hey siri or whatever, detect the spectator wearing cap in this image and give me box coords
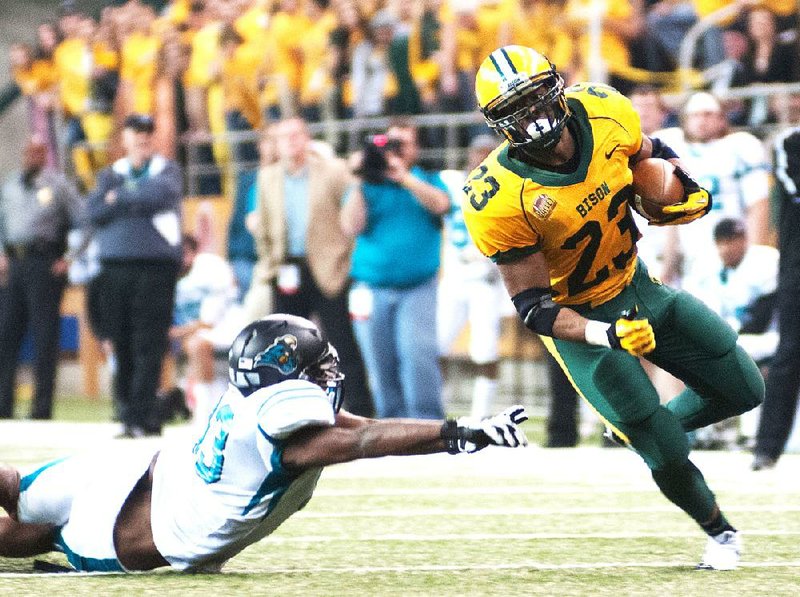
[85,114,183,438]
[684,218,779,450]
[0,140,80,420]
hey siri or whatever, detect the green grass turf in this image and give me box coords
[1,424,800,596]
[13,395,114,423]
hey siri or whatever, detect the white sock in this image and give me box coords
[470,376,497,419]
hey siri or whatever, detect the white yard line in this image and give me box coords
[4,559,800,578]
[234,560,800,573]
[296,505,800,518]
[266,529,800,543]
[312,484,800,497]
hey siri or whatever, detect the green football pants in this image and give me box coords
[543,258,764,470]
[541,259,764,526]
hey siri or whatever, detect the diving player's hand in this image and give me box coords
[607,308,656,356]
[651,166,712,226]
[441,405,529,454]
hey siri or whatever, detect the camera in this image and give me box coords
[356,134,403,184]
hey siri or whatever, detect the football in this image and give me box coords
[630,158,685,221]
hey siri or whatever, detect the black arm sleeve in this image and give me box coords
[511,287,562,337]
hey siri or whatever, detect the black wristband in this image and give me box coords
[606,325,621,350]
[440,419,461,454]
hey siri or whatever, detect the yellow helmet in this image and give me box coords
[475,45,570,150]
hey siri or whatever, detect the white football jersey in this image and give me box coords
[684,244,779,361]
[174,252,239,327]
[439,169,500,283]
[653,127,770,280]
[150,380,335,572]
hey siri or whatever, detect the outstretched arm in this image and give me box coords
[281,407,529,469]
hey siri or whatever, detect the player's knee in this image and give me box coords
[593,352,660,423]
[623,406,690,471]
[650,458,694,490]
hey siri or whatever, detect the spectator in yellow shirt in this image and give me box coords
[78,14,120,187]
[119,7,161,117]
[234,0,271,47]
[563,0,645,95]
[510,0,575,83]
[183,2,221,135]
[299,0,337,122]
[439,0,514,113]
[53,10,93,149]
[219,24,262,164]
[10,43,59,168]
[266,0,310,118]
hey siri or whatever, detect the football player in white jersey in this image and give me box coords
[655,92,771,287]
[684,218,779,449]
[0,315,529,573]
[438,135,507,418]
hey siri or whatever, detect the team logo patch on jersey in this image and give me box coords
[248,334,299,375]
[532,194,556,220]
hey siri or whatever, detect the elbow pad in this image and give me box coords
[650,137,679,160]
[511,287,562,337]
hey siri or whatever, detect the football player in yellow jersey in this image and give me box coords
[464,45,765,570]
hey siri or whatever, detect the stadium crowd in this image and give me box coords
[8,0,800,183]
[2,0,800,469]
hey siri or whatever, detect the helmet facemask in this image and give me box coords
[482,71,569,151]
[300,343,346,413]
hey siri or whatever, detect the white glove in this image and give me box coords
[441,405,529,454]
[474,405,529,448]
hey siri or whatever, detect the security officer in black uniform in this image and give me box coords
[86,114,182,438]
[0,140,80,419]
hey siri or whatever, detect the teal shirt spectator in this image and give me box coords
[350,166,445,287]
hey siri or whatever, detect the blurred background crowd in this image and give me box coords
[2,0,800,467]
[6,0,800,188]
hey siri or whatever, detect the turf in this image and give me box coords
[1,422,799,596]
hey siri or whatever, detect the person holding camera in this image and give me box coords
[341,121,450,419]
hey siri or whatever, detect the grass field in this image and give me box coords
[1,420,799,596]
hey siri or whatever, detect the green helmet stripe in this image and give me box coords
[489,52,505,79]
[500,47,518,74]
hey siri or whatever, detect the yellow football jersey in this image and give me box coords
[462,83,643,308]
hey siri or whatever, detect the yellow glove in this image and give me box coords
[609,317,656,356]
[651,166,712,227]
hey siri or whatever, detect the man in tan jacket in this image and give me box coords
[248,118,372,416]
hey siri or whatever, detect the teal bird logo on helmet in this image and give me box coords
[252,334,299,375]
